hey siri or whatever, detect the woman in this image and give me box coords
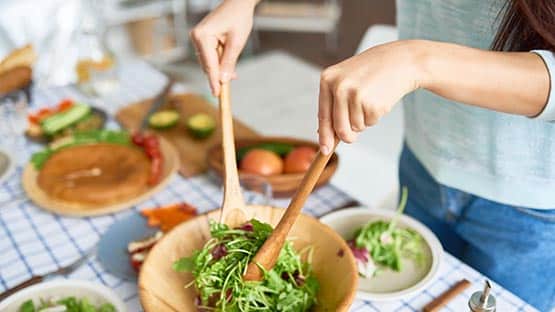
[190,1,555,310]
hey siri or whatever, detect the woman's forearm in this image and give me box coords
[415,40,550,117]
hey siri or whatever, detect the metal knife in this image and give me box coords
[139,79,174,131]
[0,247,95,302]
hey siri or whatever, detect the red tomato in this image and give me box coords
[144,135,159,150]
[148,157,163,185]
[240,149,284,176]
[284,146,317,173]
[131,132,145,146]
[57,99,74,111]
[146,146,161,159]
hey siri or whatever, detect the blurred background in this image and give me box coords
[0,0,401,209]
[0,0,395,82]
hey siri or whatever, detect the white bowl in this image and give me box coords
[320,207,443,302]
[0,280,127,312]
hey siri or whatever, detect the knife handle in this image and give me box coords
[0,275,43,302]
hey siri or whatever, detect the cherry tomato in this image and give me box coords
[146,146,161,159]
[132,132,145,146]
[144,135,160,150]
[148,157,163,185]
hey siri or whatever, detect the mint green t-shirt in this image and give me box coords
[397,0,555,209]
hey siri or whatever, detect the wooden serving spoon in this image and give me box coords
[244,137,339,281]
[217,50,247,227]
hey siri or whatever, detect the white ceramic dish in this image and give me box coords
[320,207,443,302]
[0,280,127,312]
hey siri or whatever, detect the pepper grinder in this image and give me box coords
[469,280,496,312]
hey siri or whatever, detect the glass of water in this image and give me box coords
[0,90,29,164]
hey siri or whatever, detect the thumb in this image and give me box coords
[219,36,243,82]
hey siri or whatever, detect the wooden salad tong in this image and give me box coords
[244,137,339,281]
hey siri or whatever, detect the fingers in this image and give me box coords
[190,29,221,95]
[349,93,366,132]
[332,80,358,144]
[219,34,243,83]
[318,76,334,155]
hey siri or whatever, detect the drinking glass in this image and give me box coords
[0,90,28,164]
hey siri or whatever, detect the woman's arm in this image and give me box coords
[317,40,551,154]
[418,40,549,117]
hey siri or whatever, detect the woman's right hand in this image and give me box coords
[190,0,258,96]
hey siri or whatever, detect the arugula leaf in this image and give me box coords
[18,300,35,312]
[173,219,319,311]
[173,256,196,272]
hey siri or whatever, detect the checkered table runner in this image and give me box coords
[0,60,537,312]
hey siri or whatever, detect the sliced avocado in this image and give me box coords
[148,110,180,129]
[186,113,216,139]
[41,104,91,135]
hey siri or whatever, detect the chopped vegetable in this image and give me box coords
[237,142,294,161]
[41,104,91,135]
[132,133,163,185]
[141,202,197,232]
[173,220,319,312]
[349,187,425,278]
[186,113,216,139]
[18,296,116,312]
[148,110,180,129]
[30,130,131,169]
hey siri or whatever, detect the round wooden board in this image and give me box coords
[207,137,339,197]
[22,137,179,217]
[139,205,358,312]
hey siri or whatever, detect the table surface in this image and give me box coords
[0,60,537,312]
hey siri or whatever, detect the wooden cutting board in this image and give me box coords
[116,93,259,177]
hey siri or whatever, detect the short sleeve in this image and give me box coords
[531,50,555,121]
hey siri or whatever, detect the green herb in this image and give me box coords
[173,219,319,312]
[18,296,117,312]
[352,187,424,275]
[30,130,131,169]
[18,300,35,312]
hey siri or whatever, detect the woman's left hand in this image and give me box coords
[318,40,423,154]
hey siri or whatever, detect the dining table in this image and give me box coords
[0,59,539,312]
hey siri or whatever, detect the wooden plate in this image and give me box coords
[139,205,358,312]
[207,137,339,197]
[22,137,178,217]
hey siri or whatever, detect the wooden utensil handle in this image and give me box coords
[0,275,43,302]
[244,138,339,280]
[423,279,471,312]
[217,44,245,223]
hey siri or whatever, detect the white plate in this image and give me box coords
[320,207,443,302]
[0,149,14,186]
[0,280,127,312]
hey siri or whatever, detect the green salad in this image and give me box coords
[349,187,425,278]
[173,220,319,312]
[18,296,116,312]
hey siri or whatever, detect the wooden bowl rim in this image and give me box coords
[22,137,179,217]
[138,205,358,312]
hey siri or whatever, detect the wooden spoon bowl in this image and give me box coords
[138,205,358,312]
[207,137,339,197]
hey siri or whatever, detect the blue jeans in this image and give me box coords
[399,144,555,311]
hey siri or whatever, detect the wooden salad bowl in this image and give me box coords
[22,137,179,217]
[207,137,339,197]
[139,205,358,312]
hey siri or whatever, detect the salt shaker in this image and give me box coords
[469,280,496,312]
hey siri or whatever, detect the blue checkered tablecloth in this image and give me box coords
[0,60,538,312]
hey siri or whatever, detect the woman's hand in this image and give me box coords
[318,40,423,154]
[190,0,258,95]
